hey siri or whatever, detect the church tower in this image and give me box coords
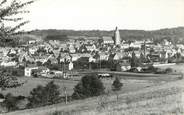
[114,27,121,45]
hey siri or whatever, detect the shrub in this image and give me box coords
[3,93,18,111]
[112,77,123,91]
[72,75,105,100]
[0,70,21,90]
[0,93,4,99]
[27,81,60,108]
[165,68,173,74]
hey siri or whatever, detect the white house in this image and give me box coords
[120,44,129,49]
[29,47,37,55]
[1,61,17,67]
[70,54,80,62]
[24,66,39,77]
[68,61,74,70]
[99,53,109,61]
[89,56,96,62]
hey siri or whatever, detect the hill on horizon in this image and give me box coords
[27,27,184,43]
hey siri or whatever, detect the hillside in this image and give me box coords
[4,79,184,115]
[27,27,184,42]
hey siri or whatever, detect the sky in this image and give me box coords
[22,0,184,31]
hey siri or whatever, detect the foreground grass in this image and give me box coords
[4,79,184,115]
[51,87,184,115]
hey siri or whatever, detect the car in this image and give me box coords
[97,73,113,79]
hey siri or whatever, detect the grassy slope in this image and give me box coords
[3,79,184,115]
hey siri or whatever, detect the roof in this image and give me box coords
[102,36,114,41]
[26,64,38,68]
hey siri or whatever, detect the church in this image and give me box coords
[102,27,122,45]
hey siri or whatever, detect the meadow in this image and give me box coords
[4,77,184,115]
[1,76,157,97]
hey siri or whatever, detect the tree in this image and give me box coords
[0,0,34,90]
[112,77,123,91]
[139,52,146,63]
[130,51,139,68]
[36,61,42,66]
[0,70,20,91]
[27,81,60,108]
[44,81,60,104]
[27,85,46,108]
[112,77,123,101]
[3,93,18,111]
[0,0,35,46]
[72,75,105,100]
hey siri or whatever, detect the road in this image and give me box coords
[79,70,182,81]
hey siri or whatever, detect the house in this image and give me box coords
[24,54,35,63]
[113,53,124,60]
[89,56,96,62]
[29,47,37,55]
[60,53,71,62]
[99,52,109,61]
[35,56,48,64]
[176,44,184,50]
[120,43,129,49]
[69,47,76,53]
[147,53,160,62]
[39,66,50,77]
[50,70,63,77]
[68,61,74,70]
[134,50,142,58]
[0,48,9,56]
[70,54,80,62]
[102,36,114,44]
[116,62,131,71]
[0,61,17,67]
[24,66,39,77]
[8,48,17,55]
[28,40,36,44]
[46,54,58,64]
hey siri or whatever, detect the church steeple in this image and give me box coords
[114,26,121,45]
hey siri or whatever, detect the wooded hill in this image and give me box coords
[27,27,184,43]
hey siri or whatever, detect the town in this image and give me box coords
[0,27,184,79]
[1,0,184,114]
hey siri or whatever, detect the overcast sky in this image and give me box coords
[22,0,184,31]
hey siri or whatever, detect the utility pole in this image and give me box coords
[100,59,101,70]
[64,86,67,104]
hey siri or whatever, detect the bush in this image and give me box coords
[27,81,60,108]
[3,93,18,111]
[0,70,21,90]
[165,68,173,74]
[72,75,105,100]
[112,77,123,91]
[0,93,4,98]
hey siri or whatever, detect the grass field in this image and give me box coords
[1,69,181,97]
[4,78,184,115]
[1,70,182,115]
[1,76,158,97]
